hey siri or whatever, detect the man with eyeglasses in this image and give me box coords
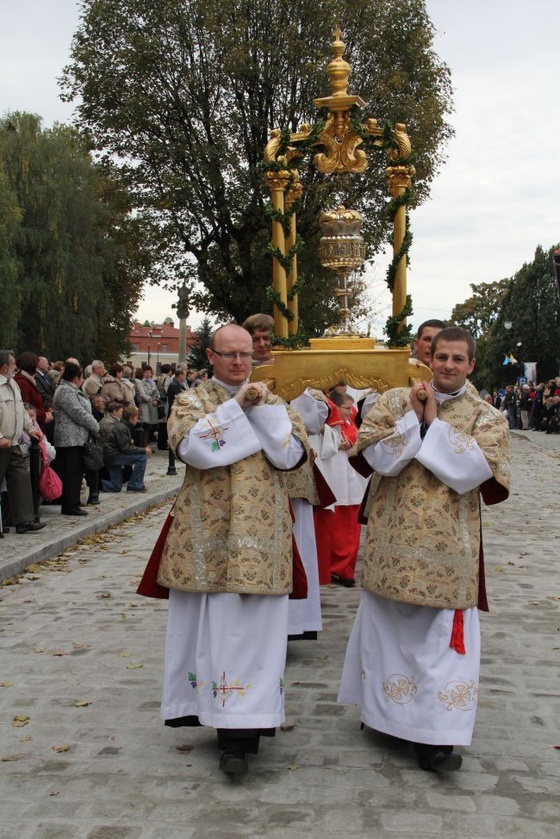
[138,324,308,777]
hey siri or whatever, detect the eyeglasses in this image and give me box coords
[211,350,253,360]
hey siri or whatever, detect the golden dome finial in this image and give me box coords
[327,27,351,97]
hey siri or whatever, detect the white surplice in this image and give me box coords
[163,379,303,728]
[287,390,329,635]
[338,383,491,745]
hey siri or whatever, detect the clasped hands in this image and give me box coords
[235,381,269,408]
[409,381,437,427]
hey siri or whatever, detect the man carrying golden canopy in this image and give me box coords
[139,324,308,777]
[338,327,510,772]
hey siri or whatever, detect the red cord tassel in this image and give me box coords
[450,609,466,654]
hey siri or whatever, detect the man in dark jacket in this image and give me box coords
[101,405,152,493]
[165,369,188,476]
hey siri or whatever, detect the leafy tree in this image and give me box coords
[450,245,560,390]
[493,245,560,385]
[61,0,453,334]
[450,279,509,339]
[0,113,149,360]
[187,316,214,373]
[0,168,22,349]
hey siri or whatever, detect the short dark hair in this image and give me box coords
[329,390,354,407]
[106,401,124,414]
[432,326,476,360]
[108,362,124,377]
[62,361,83,381]
[16,351,39,375]
[416,319,446,340]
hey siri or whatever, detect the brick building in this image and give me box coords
[126,320,196,372]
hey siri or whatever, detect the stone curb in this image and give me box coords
[0,478,181,583]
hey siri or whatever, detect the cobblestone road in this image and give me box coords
[1,433,559,838]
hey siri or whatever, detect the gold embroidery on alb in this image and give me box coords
[382,674,418,704]
[437,679,478,712]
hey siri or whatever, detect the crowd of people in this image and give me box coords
[0,350,207,536]
[487,379,560,433]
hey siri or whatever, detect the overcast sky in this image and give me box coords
[1,0,559,335]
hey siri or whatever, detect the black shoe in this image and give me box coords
[219,749,248,777]
[288,631,318,641]
[62,509,88,516]
[15,521,47,534]
[87,496,100,505]
[414,744,463,772]
[127,486,147,493]
[331,575,356,588]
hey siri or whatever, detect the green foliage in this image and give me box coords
[62,0,453,336]
[0,113,150,360]
[450,246,560,390]
[0,168,22,349]
[187,316,214,372]
[450,279,509,339]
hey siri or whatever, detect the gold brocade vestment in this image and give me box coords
[354,386,510,609]
[157,380,308,595]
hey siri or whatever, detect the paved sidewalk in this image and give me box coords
[0,433,559,838]
[0,451,183,582]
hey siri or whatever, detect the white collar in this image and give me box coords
[430,381,468,403]
[212,376,246,395]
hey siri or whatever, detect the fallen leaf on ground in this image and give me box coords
[0,681,13,688]
[51,744,70,753]
[1,754,24,761]
[12,715,29,727]
[176,744,193,754]
[126,663,143,670]
[74,700,91,707]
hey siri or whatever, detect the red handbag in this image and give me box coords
[38,451,63,501]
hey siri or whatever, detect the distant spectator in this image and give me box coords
[48,369,62,389]
[165,368,188,475]
[100,363,128,405]
[35,356,55,410]
[0,349,46,534]
[540,396,560,434]
[82,360,107,398]
[99,401,124,438]
[14,352,54,434]
[52,361,100,516]
[101,405,151,493]
[135,366,160,446]
[120,366,137,408]
[156,364,173,451]
[502,385,518,430]
[90,393,107,423]
[519,385,532,430]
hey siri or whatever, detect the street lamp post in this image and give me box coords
[147,330,152,367]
